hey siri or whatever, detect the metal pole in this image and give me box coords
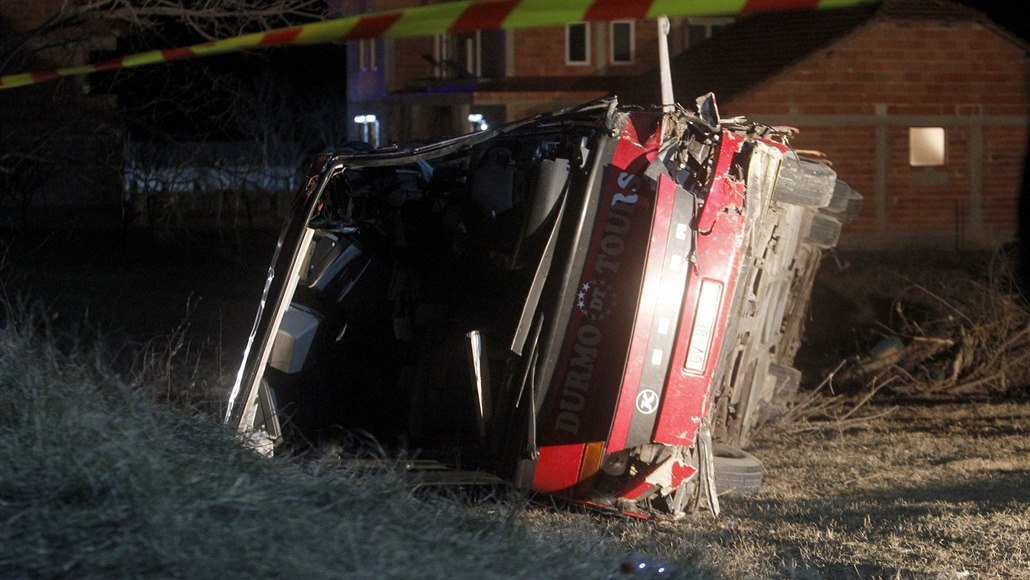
[657,16,674,112]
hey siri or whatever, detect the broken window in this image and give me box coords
[566,22,589,65]
[909,127,946,166]
[610,21,633,64]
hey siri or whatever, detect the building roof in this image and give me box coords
[604,0,1028,109]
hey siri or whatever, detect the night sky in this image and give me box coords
[959,0,1028,41]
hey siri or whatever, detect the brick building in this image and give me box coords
[339,0,1028,248]
[336,0,732,143]
[621,0,1030,248]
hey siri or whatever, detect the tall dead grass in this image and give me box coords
[840,250,1030,397]
[771,250,1030,438]
[0,301,703,579]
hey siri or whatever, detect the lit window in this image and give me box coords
[354,114,380,147]
[566,22,589,65]
[909,127,945,166]
[610,21,633,64]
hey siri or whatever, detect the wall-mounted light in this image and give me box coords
[467,113,488,132]
[354,114,380,146]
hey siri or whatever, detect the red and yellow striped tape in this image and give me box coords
[0,0,876,91]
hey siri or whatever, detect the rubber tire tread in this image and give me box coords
[838,191,864,224]
[804,213,842,249]
[772,157,837,208]
[713,443,763,495]
[823,180,854,214]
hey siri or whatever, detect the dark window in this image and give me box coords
[611,21,633,63]
[685,18,733,49]
[567,23,588,64]
[479,30,506,78]
[686,24,704,48]
[358,39,376,71]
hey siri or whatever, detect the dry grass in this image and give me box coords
[0,304,708,579]
[3,240,1028,579]
[695,402,1029,578]
[815,249,1030,398]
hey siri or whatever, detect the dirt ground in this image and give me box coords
[661,400,1030,578]
[3,231,1028,578]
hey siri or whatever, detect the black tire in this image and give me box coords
[772,157,837,208]
[823,180,854,214]
[837,190,864,224]
[713,443,763,495]
[804,212,842,249]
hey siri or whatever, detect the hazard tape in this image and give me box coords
[0,0,876,91]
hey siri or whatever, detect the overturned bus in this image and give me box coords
[225,94,861,518]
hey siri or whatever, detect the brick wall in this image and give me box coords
[727,19,1030,247]
[983,124,1028,233]
[512,22,658,77]
[475,90,609,120]
[731,20,1027,117]
[385,20,661,86]
[365,11,666,141]
[389,36,437,91]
